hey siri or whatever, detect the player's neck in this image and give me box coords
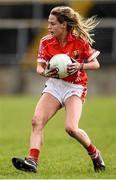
[57,31,68,47]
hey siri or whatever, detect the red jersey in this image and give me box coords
[37,32,100,87]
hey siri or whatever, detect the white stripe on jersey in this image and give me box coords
[37,58,47,63]
[88,51,100,62]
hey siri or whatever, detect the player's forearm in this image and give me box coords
[36,62,46,75]
[83,58,100,70]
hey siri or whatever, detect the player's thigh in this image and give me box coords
[34,92,61,124]
[64,95,83,128]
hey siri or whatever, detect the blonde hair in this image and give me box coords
[50,6,99,44]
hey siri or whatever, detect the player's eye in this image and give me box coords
[51,22,56,26]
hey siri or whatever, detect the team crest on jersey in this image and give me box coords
[73,50,79,59]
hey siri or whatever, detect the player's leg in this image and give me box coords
[64,95,105,172]
[30,92,61,150]
[12,92,61,173]
[64,95,90,146]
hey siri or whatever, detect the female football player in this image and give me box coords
[12,6,105,173]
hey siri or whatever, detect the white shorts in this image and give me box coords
[42,78,87,106]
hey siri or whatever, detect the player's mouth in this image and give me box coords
[49,31,54,35]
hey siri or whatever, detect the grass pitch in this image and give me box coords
[0,95,116,179]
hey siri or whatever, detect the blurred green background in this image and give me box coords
[0,96,116,178]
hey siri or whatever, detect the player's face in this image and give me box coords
[48,14,67,38]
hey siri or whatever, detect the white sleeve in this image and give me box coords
[37,58,47,64]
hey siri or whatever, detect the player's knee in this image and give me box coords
[65,126,76,137]
[32,115,44,130]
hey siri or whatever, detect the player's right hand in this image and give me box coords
[42,68,59,78]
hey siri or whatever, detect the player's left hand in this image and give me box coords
[67,62,82,75]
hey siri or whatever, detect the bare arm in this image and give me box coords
[36,62,59,78]
[67,58,100,75]
[36,62,47,75]
[83,58,100,70]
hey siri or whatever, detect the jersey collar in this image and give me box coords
[53,31,75,44]
[67,31,75,42]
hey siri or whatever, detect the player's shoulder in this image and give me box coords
[74,34,89,45]
[73,35,88,49]
[40,34,54,44]
[76,36,86,44]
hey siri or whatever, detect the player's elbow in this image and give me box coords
[93,58,100,69]
[36,66,40,74]
[95,61,100,69]
[36,62,46,75]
